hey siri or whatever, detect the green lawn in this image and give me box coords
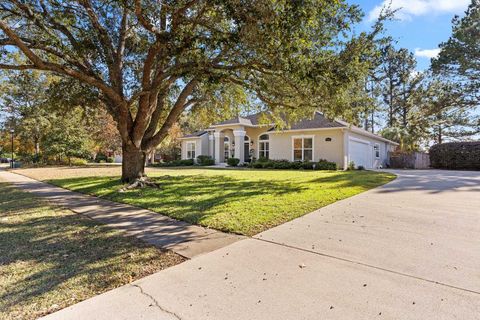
[0,183,184,320]
[49,168,395,236]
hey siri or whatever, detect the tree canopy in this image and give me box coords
[0,0,385,181]
[432,0,480,104]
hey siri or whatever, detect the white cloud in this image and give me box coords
[414,48,441,58]
[367,0,470,22]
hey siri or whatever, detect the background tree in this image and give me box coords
[0,69,54,159]
[422,79,479,144]
[432,0,480,105]
[42,112,93,165]
[0,0,385,183]
[89,108,122,157]
[155,123,183,161]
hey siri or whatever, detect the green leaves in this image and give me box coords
[432,0,480,104]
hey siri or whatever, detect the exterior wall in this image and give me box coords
[180,138,202,161]
[268,129,344,167]
[245,126,270,159]
[180,126,396,169]
[347,131,391,168]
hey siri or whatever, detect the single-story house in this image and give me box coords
[179,112,398,170]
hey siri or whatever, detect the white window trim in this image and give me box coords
[186,141,196,159]
[374,143,380,159]
[257,133,270,159]
[291,135,315,162]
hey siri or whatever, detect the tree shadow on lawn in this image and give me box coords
[0,184,180,317]
[308,171,395,189]
[50,174,307,225]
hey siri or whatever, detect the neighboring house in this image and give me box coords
[179,112,398,169]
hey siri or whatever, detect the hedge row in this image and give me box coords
[152,159,194,167]
[249,158,337,170]
[429,142,480,170]
[152,155,215,167]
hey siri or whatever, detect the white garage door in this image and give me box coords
[349,139,371,169]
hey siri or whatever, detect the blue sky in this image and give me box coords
[351,0,471,70]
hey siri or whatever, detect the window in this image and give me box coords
[186,142,196,159]
[258,134,269,159]
[293,137,313,161]
[224,137,230,159]
[374,143,380,159]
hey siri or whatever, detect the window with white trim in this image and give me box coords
[186,142,196,159]
[374,143,380,159]
[224,136,230,159]
[293,137,313,161]
[258,134,269,159]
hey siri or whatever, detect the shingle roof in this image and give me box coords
[213,112,345,130]
[181,130,207,138]
[279,112,346,130]
[202,111,397,144]
[213,112,267,126]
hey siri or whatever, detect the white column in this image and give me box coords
[343,129,349,170]
[233,130,246,164]
[214,132,223,164]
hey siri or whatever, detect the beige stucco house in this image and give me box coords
[179,112,398,170]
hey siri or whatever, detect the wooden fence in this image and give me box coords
[389,152,430,169]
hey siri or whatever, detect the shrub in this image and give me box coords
[357,165,365,170]
[153,159,194,167]
[272,160,291,169]
[227,157,240,167]
[300,161,315,170]
[248,159,337,170]
[316,159,337,170]
[347,161,355,170]
[251,161,264,168]
[95,153,108,163]
[256,156,269,163]
[197,155,215,166]
[429,142,480,170]
[106,157,115,163]
[70,157,88,166]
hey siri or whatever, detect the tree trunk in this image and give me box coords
[371,111,374,133]
[34,137,40,158]
[122,145,146,183]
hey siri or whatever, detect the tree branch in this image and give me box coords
[134,0,162,34]
[144,78,198,150]
[0,63,38,70]
[0,20,123,105]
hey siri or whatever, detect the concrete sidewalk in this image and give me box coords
[0,169,242,258]
[36,169,480,320]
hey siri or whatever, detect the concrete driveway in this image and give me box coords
[43,170,480,320]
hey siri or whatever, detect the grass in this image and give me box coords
[0,183,184,320]
[45,168,396,236]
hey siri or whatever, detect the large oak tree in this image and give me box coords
[0,0,383,182]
